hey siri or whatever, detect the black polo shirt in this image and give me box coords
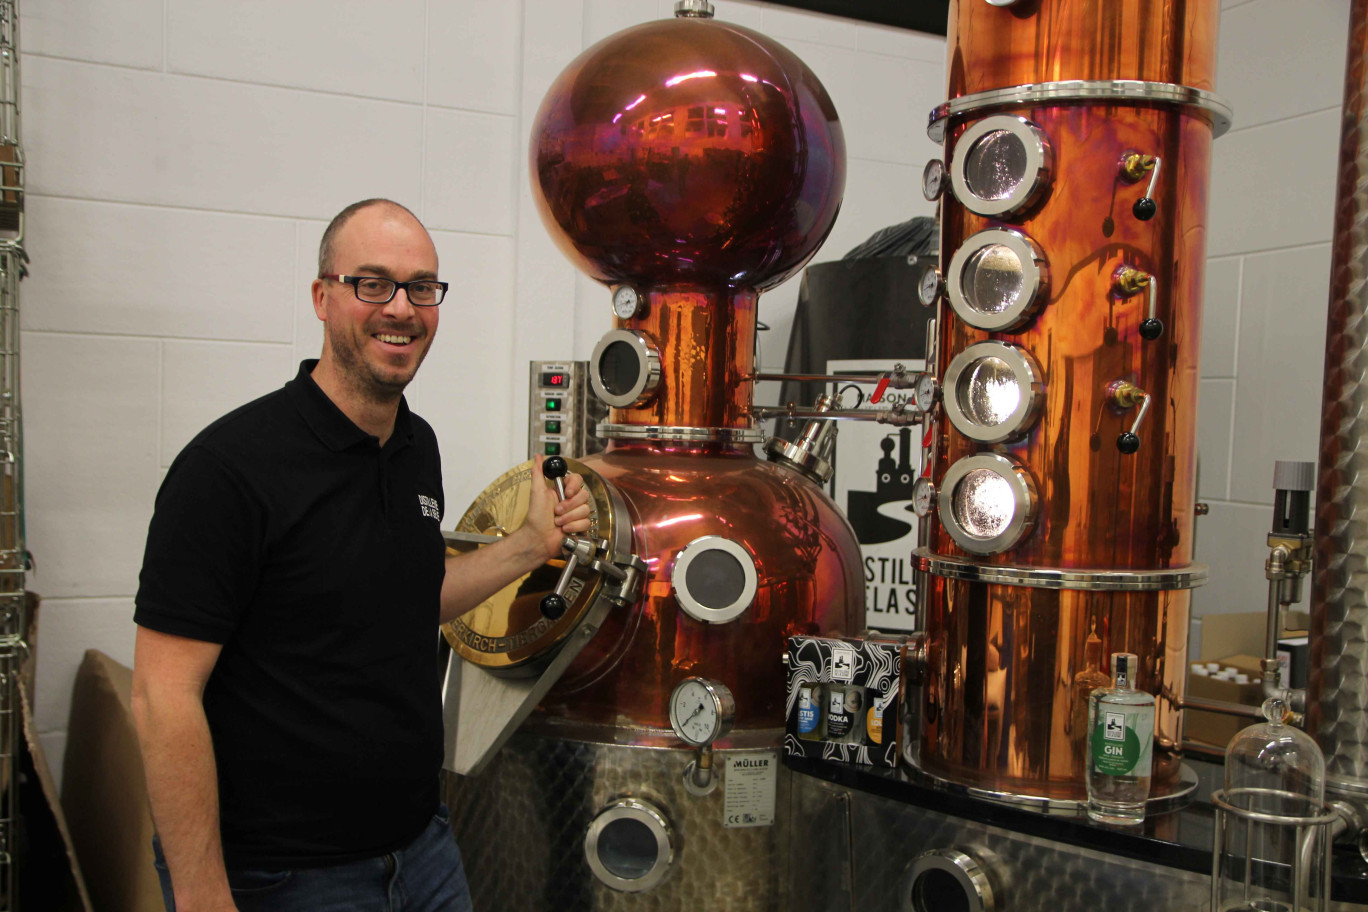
[135,360,447,869]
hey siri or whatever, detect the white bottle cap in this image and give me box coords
[1206,662,1221,671]
[1235,674,1250,684]
[1191,664,1210,676]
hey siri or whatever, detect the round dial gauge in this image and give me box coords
[912,476,938,518]
[612,285,643,320]
[668,677,736,747]
[915,373,939,412]
[918,268,943,307]
[922,159,947,202]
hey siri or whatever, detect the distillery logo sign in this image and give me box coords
[827,359,923,633]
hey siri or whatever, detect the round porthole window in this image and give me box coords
[949,115,1053,217]
[584,798,675,893]
[901,848,999,912]
[672,536,758,624]
[590,329,662,408]
[937,453,1038,556]
[942,342,1043,445]
[946,228,1048,332]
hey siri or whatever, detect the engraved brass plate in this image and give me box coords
[441,459,617,672]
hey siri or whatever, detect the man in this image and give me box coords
[131,199,590,911]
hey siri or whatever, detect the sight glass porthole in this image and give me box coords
[591,329,662,408]
[584,798,675,893]
[942,342,1043,445]
[938,453,1038,555]
[947,228,1048,332]
[672,535,758,625]
[950,115,1053,217]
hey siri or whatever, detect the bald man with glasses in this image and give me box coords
[132,199,590,911]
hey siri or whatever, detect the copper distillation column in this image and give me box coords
[913,0,1229,802]
[440,4,864,907]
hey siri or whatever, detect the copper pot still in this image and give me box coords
[441,7,862,908]
[523,7,860,732]
[915,0,1228,802]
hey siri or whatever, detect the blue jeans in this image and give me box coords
[153,806,472,912]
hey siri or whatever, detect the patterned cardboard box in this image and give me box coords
[784,635,901,767]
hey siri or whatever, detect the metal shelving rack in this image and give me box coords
[0,1,26,908]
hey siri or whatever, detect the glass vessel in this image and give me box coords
[1086,652,1155,824]
[1211,698,1337,912]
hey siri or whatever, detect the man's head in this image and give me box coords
[311,199,440,403]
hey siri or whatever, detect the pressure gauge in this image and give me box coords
[912,476,938,518]
[922,159,947,202]
[915,373,939,412]
[669,677,735,747]
[918,267,943,307]
[612,285,643,320]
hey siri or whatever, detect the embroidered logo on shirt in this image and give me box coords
[418,494,441,521]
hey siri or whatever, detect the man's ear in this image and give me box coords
[311,278,328,322]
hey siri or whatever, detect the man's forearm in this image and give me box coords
[439,525,551,624]
[132,687,237,911]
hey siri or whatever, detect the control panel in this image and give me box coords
[527,361,608,460]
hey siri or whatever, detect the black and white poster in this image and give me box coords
[826,358,925,633]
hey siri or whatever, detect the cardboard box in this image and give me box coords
[61,650,162,912]
[1186,610,1275,749]
[784,635,900,767]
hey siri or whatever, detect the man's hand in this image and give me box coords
[439,456,594,624]
[525,454,592,561]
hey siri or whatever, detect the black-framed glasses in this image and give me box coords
[321,274,448,306]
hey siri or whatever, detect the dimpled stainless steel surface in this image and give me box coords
[788,775,1210,911]
[445,730,790,910]
[1312,0,1368,797]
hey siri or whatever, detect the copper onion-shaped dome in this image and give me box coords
[530,15,846,292]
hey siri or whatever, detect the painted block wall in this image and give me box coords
[18,0,945,787]
[1191,0,1351,652]
[18,0,1351,789]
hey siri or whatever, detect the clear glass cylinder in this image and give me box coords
[1211,698,1336,912]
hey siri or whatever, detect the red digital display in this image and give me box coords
[541,372,567,388]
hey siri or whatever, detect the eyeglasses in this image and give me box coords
[321,274,448,306]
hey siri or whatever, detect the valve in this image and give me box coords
[1113,265,1163,340]
[1119,153,1160,222]
[1108,380,1151,456]
[539,456,586,619]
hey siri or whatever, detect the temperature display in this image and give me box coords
[540,372,568,388]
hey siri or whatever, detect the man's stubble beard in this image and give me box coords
[325,324,430,404]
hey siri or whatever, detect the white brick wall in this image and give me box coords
[18,0,945,787]
[1191,0,1352,651]
[21,0,1346,787]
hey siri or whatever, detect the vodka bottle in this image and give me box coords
[1086,652,1155,824]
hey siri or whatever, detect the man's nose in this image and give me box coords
[382,287,417,319]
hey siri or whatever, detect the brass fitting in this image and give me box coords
[1113,265,1153,297]
[1120,153,1157,183]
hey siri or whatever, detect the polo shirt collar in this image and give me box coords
[286,360,414,452]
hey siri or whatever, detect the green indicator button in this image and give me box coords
[544,443,562,456]
[546,398,562,411]
[545,420,562,434]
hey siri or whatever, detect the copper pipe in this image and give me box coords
[946,0,1219,97]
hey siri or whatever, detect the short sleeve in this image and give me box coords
[133,446,265,644]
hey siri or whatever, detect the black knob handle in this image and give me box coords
[543,455,568,480]
[1117,432,1140,455]
[1133,197,1157,221]
[540,592,568,619]
[1139,318,1164,341]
